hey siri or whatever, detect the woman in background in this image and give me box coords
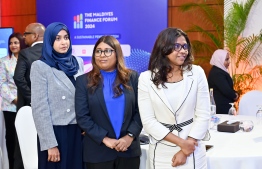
[0,32,26,169]
[138,27,210,169]
[75,35,142,169]
[30,22,84,169]
[208,49,238,114]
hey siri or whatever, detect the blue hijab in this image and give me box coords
[41,22,79,76]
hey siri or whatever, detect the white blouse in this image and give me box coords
[163,80,184,114]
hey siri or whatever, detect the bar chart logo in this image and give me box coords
[74,14,83,29]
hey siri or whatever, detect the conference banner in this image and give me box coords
[37,0,167,73]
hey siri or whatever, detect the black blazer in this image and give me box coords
[208,66,236,114]
[75,70,142,163]
[14,43,43,111]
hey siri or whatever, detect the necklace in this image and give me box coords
[167,71,183,83]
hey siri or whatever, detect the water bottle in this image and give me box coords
[209,88,216,129]
[209,88,216,116]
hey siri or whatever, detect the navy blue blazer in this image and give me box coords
[208,66,237,114]
[75,70,142,163]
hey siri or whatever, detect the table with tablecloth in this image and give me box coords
[140,114,262,169]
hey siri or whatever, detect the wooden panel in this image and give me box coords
[168,0,224,76]
[1,0,36,16]
[0,0,2,26]
[1,15,36,33]
[169,0,222,6]
[169,5,223,31]
[1,0,37,33]
[168,7,172,27]
[187,31,218,75]
[187,31,221,45]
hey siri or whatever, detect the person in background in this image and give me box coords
[208,49,238,114]
[138,27,210,169]
[30,22,84,169]
[75,35,142,169]
[14,22,45,112]
[0,32,26,169]
[13,22,45,169]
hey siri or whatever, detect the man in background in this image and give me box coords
[13,22,45,169]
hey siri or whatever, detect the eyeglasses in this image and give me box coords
[174,43,189,52]
[95,49,115,57]
[23,32,35,36]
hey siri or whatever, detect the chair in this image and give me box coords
[15,106,38,169]
[238,90,262,116]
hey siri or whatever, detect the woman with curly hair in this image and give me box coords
[138,28,210,169]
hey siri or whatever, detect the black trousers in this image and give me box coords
[3,111,17,169]
[86,156,140,169]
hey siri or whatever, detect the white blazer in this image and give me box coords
[138,65,210,146]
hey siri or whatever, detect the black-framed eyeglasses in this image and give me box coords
[174,43,189,52]
[95,49,115,57]
[23,32,35,36]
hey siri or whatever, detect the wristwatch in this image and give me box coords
[127,132,134,138]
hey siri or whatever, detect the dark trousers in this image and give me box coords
[38,125,83,169]
[86,156,140,169]
[3,111,17,169]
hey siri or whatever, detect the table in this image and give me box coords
[140,115,262,169]
[204,114,262,169]
[140,145,149,169]
[0,97,9,169]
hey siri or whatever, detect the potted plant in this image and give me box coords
[178,0,224,66]
[224,0,262,108]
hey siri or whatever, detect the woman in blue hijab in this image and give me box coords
[30,22,84,169]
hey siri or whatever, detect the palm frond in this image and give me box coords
[235,35,261,67]
[191,40,214,55]
[194,56,212,65]
[179,1,223,37]
[187,25,223,48]
[248,65,262,79]
[224,0,257,53]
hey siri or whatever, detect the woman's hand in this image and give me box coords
[234,93,239,101]
[115,135,133,152]
[172,150,187,167]
[47,147,60,162]
[12,98,17,105]
[102,137,119,149]
[178,138,197,156]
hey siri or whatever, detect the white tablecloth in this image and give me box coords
[204,115,262,169]
[140,145,149,169]
[0,97,9,169]
[140,115,262,169]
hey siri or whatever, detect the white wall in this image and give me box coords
[225,0,262,37]
[225,0,262,90]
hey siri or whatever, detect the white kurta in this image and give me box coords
[138,65,210,169]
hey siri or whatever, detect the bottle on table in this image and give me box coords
[210,88,216,116]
